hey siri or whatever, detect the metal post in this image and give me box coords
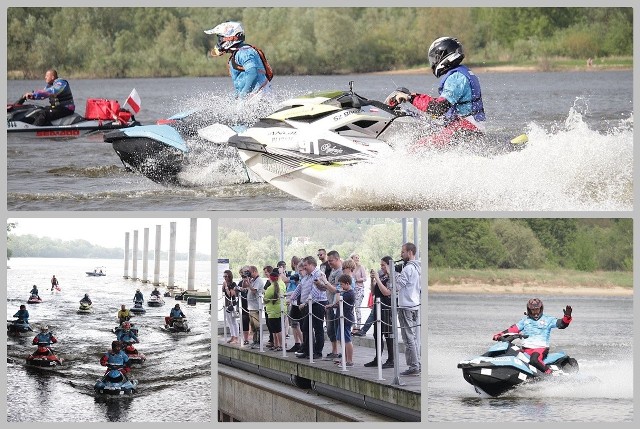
[390,265,403,385]
[153,225,161,286]
[402,218,408,245]
[187,218,197,291]
[280,294,286,357]
[413,218,419,258]
[339,296,346,371]
[258,289,264,353]
[142,227,149,283]
[123,232,130,279]
[307,297,313,363]
[280,218,285,262]
[376,298,384,380]
[239,305,245,349]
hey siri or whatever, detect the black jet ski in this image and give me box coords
[7,96,140,138]
[457,333,579,396]
[7,318,33,337]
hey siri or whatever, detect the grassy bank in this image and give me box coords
[429,268,633,295]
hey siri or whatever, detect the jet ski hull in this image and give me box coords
[94,371,137,395]
[105,125,188,184]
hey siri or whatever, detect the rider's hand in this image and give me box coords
[492,332,503,341]
[24,93,33,100]
[384,87,412,107]
[563,305,572,317]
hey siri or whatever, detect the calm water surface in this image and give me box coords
[427,293,633,422]
[6,258,212,422]
[7,71,633,211]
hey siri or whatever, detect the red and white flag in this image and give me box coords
[124,88,141,113]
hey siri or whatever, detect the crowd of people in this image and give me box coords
[222,242,422,376]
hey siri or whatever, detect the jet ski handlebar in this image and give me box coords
[494,332,528,342]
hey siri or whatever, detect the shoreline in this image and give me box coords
[371,64,631,75]
[428,283,632,297]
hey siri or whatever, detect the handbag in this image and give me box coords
[367,293,374,309]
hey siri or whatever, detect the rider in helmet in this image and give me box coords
[493,298,573,374]
[385,36,486,147]
[32,325,58,355]
[30,284,40,298]
[133,289,144,304]
[151,287,161,297]
[80,293,92,305]
[116,321,139,343]
[165,303,187,327]
[204,21,272,97]
[100,340,131,374]
[118,304,132,323]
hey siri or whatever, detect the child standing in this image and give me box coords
[327,274,355,366]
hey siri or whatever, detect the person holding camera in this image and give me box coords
[222,270,239,345]
[396,243,422,376]
[243,266,264,348]
[290,256,328,359]
[364,256,395,368]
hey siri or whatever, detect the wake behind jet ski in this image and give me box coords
[198,82,528,204]
[7,96,140,138]
[457,333,579,396]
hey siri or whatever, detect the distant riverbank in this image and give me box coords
[428,268,633,296]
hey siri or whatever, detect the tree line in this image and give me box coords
[428,219,632,272]
[7,234,209,260]
[7,7,632,79]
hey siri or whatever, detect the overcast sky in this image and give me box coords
[8,218,211,255]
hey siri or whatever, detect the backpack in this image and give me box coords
[231,44,274,81]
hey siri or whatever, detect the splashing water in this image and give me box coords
[316,108,632,211]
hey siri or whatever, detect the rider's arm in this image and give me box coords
[31,80,68,100]
[412,94,452,117]
[100,354,109,366]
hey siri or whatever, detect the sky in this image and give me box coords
[7,218,211,255]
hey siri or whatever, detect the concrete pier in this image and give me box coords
[168,222,176,287]
[123,232,130,279]
[153,224,161,286]
[132,229,138,280]
[142,227,149,283]
[218,333,421,421]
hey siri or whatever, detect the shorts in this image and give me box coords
[336,322,352,343]
[267,317,282,334]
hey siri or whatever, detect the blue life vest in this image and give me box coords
[438,65,486,123]
[105,350,129,366]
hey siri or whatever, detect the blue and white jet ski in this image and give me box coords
[7,318,33,337]
[94,366,137,395]
[457,333,579,396]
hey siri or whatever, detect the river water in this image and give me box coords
[427,293,633,422]
[6,70,632,211]
[6,257,212,422]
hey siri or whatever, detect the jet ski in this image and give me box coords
[27,294,43,304]
[112,322,139,337]
[199,82,528,204]
[162,317,190,333]
[121,341,146,366]
[130,300,146,315]
[94,365,137,395]
[7,96,140,138]
[147,295,165,307]
[26,343,63,367]
[104,108,245,185]
[457,333,579,397]
[7,319,33,337]
[77,301,93,314]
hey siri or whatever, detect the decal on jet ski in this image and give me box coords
[36,129,81,137]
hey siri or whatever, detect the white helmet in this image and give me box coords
[204,21,245,54]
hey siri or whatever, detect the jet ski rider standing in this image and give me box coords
[22,69,75,126]
[384,36,485,147]
[205,21,272,98]
[493,298,573,374]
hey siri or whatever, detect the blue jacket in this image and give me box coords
[32,78,75,110]
[170,308,186,318]
[14,309,29,321]
[438,65,485,123]
[134,292,144,302]
[103,350,130,366]
[229,44,269,97]
[33,332,56,345]
[513,314,562,349]
[116,330,138,343]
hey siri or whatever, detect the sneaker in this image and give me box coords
[312,353,323,359]
[243,340,249,345]
[363,360,378,367]
[346,362,354,367]
[400,368,421,376]
[324,352,341,360]
[352,331,365,337]
[274,346,283,352]
[287,344,300,353]
[381,360,395,369]
[295,353,309,359]
[294,350,306,357]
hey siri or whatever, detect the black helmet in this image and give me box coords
[84,293,89,298]
[428,37,465,77]
[111,340,121,349]
[526,298,544,320]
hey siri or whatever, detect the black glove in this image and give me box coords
[563,305,572,317]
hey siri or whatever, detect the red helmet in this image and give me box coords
[122,321,131,330]
[526,298,544,320]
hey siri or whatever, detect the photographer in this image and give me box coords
[236,266,251,345]
[222,270,239,345]
[243,266,264,348]
[396,242,422,376]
